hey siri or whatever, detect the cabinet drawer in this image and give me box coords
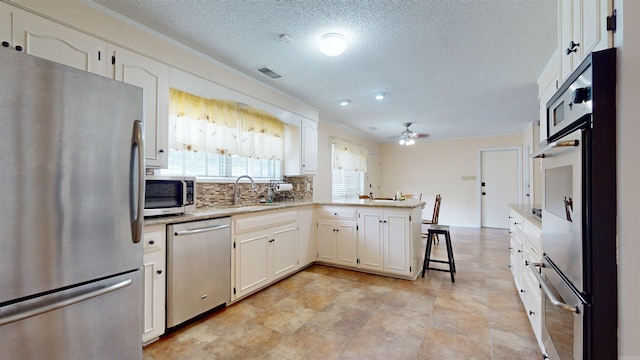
[317,206,357,220]
[522,221,542,253]
[234,210,298,235]
[143,225,166,253]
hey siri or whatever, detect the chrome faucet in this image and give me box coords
[234,175,257,205]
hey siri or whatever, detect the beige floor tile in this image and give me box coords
[271,323,351,359]
[307,302,372,336]
[144,227,543,360]
[417,327,492,360]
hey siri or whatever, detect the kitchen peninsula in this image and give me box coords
[142,200,424,344]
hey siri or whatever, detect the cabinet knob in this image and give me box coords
[15,45,23,52]
[566,40,580,55]
[148,240,155,245]
[520,289,525,293]
[269,238,275,243]
[156,270,162,274]
[529,310,535,316]
[158,149,164,154]
[1,41,9,48]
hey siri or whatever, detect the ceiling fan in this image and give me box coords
[398,122,428,145]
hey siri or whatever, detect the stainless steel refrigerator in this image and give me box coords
[0,48,145,359]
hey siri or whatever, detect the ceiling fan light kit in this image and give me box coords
[398,122,424,146]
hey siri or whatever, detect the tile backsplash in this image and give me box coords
[195,175,313,209]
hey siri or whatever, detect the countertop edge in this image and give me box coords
[508,203,542,228]
[144,200,425,226]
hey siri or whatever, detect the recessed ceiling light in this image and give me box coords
[374,93,386,100]
[320,33,347,56]
[339,99,351,106]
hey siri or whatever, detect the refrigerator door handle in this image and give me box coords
[131,120,145,244]
[0,278,133,326]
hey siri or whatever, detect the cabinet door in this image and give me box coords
[383,211,411,276]
[1,3,11,47]
[336,220,357,267]
[12,10,107,76]
[317,219,337,263]
[298,206,316,267]
[301,118,318,175]
[235,231,270,298]
[109,45,169,168]
[559,0,574,82]
[579,0,611,60]
[142,225,166,344]
[272,225,298,279]
[358,210,383,271]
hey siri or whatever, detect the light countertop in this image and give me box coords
[144,199,425,226]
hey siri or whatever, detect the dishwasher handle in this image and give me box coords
[174,224,230,236]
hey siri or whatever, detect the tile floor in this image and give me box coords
[143,227,541,360]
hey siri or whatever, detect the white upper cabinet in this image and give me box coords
[12,9,107,76]
[284,118,318,176]
[558,0,613,82]
[109,45,169,168]
[1,3,11,48]
[301,118,318,175]
[537,50,559,144]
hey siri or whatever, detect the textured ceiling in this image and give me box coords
[92,0,557,143]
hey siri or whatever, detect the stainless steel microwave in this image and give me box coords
[144,176,196,217]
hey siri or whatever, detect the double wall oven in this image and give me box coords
[531,48,617,359]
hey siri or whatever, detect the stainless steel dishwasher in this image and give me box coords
[166,217,231,328]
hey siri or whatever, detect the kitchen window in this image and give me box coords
[331,138,367,201]
[161,89,283,179]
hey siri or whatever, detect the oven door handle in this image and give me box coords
[529,264,579,314]
[530,139,579,158]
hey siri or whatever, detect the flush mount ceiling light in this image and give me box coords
[319,33,347,56]
[339,99,351,106]
[374,93,386,100]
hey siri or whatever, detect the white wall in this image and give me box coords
[314,120,381,202]
[381,134,523,227]
[616,1,640,356]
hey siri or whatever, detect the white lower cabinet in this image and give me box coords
[357,209,384,272]
[508,207,544,354]
[318,205,421,279]
[233,209,298,300]
[297,205,316,268]
[382,209,412,276]
[316,206,358,266]
[142,224,166,345]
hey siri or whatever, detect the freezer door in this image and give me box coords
[0,271,142,359]
[0,49,144,303]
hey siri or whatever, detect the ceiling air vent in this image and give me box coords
[256,66,282,79]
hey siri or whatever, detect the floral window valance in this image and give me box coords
[332,137,368,172]
[168,88,284,160]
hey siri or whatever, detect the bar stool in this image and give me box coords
[421,224,456,282]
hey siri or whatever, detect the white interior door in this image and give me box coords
[480,148,521,228]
